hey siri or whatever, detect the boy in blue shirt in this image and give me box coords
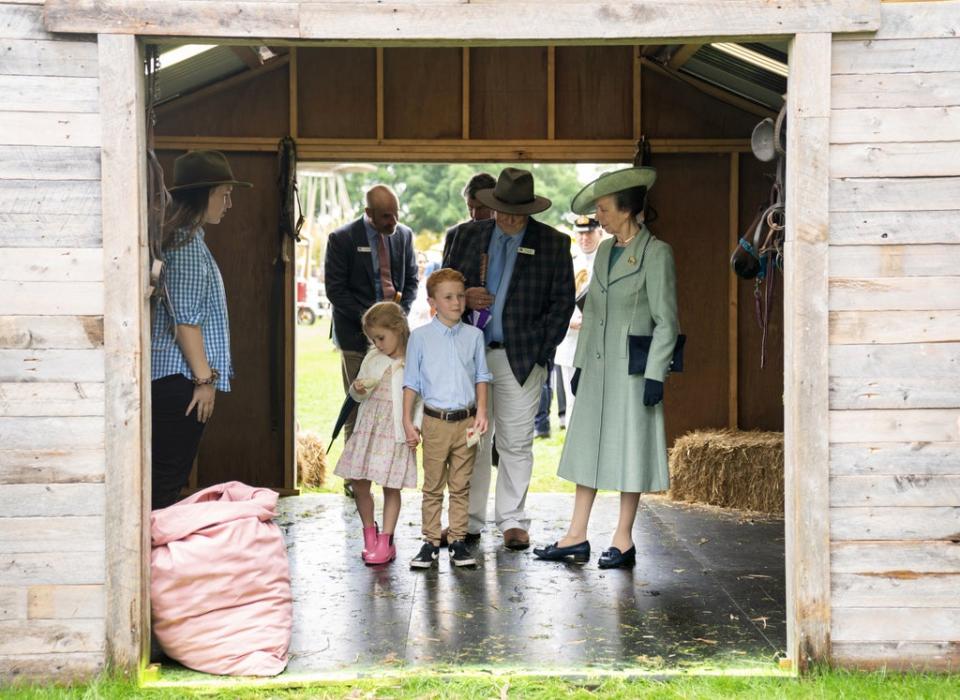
[403,269,491,568]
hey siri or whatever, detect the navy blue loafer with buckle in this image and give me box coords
[533,540,591,563]
[597,545,636,569]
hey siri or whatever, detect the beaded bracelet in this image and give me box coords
[192,369,220,386]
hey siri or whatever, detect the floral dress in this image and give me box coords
[333,366,417,489]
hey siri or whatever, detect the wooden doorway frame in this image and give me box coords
[76,0,877,676]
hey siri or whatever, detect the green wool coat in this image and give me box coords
[557,228,679,492]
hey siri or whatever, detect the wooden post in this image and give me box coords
[97,33,149,675]
[546,46,556,140]
[289,47,298,139]
[376,47,384,141]
[461,47,470,140]
[783,32,832,671]
[633,46,642,140]
[728,152,739,430]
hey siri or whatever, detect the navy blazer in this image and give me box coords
[324,217,418,352]
[443,217,575,386]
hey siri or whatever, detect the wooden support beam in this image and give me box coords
[376,47,384,141]
[668,43,702,70]
[44,1,881,40]
[288,47,298,139]
[546,46,556,141]
[229,46,262,70]
[783,32,831,672]
[633,46,642,140]
[727,151,739,430]
[97,33,149,676]
[461,47,470,139]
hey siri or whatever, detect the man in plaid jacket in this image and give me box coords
[443,168,575,550]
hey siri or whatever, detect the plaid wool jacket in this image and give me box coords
[443,217,575,386]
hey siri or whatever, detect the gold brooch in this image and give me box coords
[628,256,637,265]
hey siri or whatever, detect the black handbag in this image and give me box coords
[626,235,686,376]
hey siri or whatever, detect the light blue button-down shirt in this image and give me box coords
[485,223,527,344]
[403,317,492,410]
[151,229,233,391]
[363,218,389,300]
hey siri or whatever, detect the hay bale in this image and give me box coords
[297,430,328,488]
[668,429,784,515]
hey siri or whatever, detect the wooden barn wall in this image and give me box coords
[0,2,106,683]
[157,45,780,475]
[828,0,960,671]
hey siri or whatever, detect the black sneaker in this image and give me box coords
[449,540,477,567]
[410,542,439,569]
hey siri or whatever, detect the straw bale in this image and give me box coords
[297,430,328,488]
[668,429,784,515]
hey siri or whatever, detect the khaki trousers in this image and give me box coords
[420,414,477,546]
[339,349,365,440]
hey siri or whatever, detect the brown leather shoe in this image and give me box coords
[503,528,530,550]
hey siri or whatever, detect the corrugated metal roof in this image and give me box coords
[155,45,248,105]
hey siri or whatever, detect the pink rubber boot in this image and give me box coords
[364,532,396,565]
[361,523,379,561]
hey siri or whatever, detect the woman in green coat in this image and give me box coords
[534,166,679,569]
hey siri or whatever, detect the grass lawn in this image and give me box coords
[296,318,572,495]
[4,669,959,699]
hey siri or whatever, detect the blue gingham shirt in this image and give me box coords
[403,318,491,410]
[151,229,233,391]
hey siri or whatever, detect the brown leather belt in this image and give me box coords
[423,405,477,422]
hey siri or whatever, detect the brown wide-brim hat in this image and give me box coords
[168,150,253,192]
[474,167,551,215]
[570,166,656,215]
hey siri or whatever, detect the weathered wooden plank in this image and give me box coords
[0,382,104,417]
[0,517,104,553]
[0,75,98,114]
[829,245,960,278]
[830,141,960,178]
[0,551,104,586]
[0,652,103,683]
[782,31,832,672]
[0,3,46,39]
[833,572,960,609]
[831,72,960,110]
[0,417,103,450]
[833,608,960,642]
[832,506,960,541]
[831,409,960,443]
[0,249,103,282]
[27,584,103,619]
[42,0,881,39]
[0,213,101,248]
[0,484,104,517]
[0,38,97,77]
[832,475,960,508]
[0,282,103,315]
[832,641,960,672]
[833,38,960,75]
[831,108,960,145]
[830,375,960,410]
[831,210,960,246]
[831,442,960,477]
[830,343,960,379]
[830,310,960,345]
[0,448,104,484]
[830,177,960,212]
[0,587,27,620]
[98,33,148,676]
[829,277,960,311]
[0,316,104,350]
[0,350,104,382]
[0,180,101,214]
[0,112,100,148]
[0,145,100,179]
[867,2,960,41]
[0,619,103,654]
[833,541,960,574]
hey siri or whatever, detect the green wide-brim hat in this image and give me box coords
[570,166,657,215]
[168,150,253,192]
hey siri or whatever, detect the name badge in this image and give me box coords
[518,247,535,256]
[357,246,372,253]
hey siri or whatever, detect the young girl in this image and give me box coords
[334,302,422,564]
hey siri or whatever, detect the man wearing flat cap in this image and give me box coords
[443,167,575,550]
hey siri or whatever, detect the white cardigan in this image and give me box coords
[348,348,423,443]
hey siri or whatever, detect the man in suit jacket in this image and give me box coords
[325,184,418,440]
[441,171,496,261]
[443,168,575,550]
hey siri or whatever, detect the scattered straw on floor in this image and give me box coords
[297,431,328,488]
[668,429,784,515]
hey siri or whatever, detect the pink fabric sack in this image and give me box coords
[151,481,292,676]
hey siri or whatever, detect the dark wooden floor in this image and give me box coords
[278,493,785,674]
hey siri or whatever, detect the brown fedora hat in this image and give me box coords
[168,150,253,192]
[474,167,551,215]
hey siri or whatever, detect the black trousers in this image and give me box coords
[152,374,206,510]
